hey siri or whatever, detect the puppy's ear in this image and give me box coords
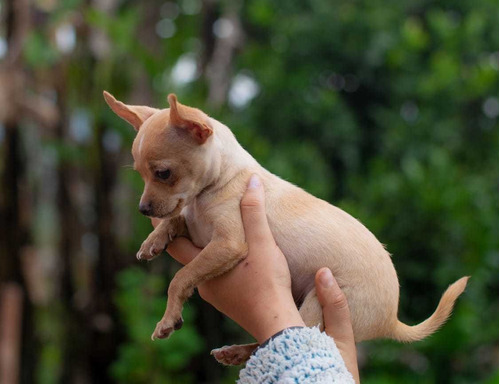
[168,94,213,144]
[103,91,158,131]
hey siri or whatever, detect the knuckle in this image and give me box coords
[240,194,262,210]
[330,291,349,310]
[240,201,264,219]
[240,201,260,213]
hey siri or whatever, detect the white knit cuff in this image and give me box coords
[238,326,355,383]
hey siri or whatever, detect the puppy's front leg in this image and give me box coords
[152,235,248,340]
[137,215,187,261]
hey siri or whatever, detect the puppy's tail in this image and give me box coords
[391,276,469,342]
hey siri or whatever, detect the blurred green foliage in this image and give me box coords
[12,0,498,382]
[111,267,203,383]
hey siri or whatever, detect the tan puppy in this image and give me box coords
[104,91,469,365]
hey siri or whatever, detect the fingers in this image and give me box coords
[240,174,274,245]
[315,268,353,340]
[167,237,202,266]
[315,268,360,383]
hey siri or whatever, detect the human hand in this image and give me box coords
[315,268,360,383]
[166,174,305,343]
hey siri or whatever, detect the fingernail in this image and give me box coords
[248,174,261,189]
[319,268,334,288]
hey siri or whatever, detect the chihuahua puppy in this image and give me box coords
[104,91,468,365]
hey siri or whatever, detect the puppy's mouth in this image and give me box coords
[151,199,184,219]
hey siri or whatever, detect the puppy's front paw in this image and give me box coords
[137,233,169,261]
[211,344,255,366]
[151,316,184,340]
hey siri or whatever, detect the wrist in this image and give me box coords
[245,291,306,344]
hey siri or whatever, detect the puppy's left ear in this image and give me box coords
[168,94,213,144]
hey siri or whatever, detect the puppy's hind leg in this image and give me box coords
[211,343,258,366]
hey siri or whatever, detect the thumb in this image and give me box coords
[240,174,274,244]
[315,268,354,343]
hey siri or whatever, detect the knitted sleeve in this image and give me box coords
[238,327,355,384]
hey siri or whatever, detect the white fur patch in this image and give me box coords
[138,134,145,154]
[174,192,188,201]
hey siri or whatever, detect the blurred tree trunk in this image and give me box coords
[89,119,121,383]
[55,71,92,384]
[0,285,23,384]
[0,123,24,284]
[87,2,123,382]
[192,299,227,383]
[0,0,35,382]
[0,123,35,384]
[199,0,218,74]
[202,1,243,108]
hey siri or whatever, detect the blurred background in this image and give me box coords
[0,0,498,383]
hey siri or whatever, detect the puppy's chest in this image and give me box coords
[182,203,213,248]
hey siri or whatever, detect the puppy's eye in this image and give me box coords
[155,169,171,180]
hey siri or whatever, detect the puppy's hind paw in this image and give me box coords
[211,344,257,366]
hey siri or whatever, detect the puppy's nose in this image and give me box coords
[139,201,153,216]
